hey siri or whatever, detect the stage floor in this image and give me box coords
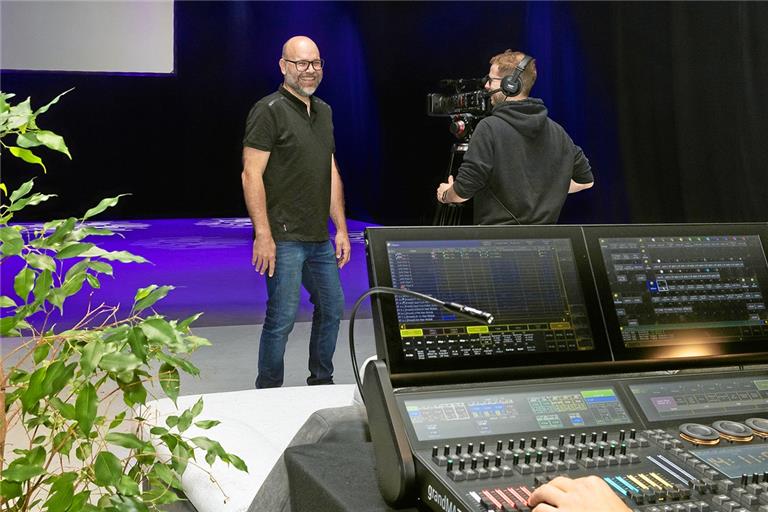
[2,218,375,328]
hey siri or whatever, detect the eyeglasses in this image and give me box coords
[283,58,325,72]
[485,75,504,83]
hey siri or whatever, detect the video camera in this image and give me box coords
[426,77,490,117]
[427,77,490,140]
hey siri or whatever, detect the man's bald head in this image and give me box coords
[282,36,319,59]
[279,35,323,99]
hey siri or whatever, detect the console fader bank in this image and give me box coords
[361,224,768,512]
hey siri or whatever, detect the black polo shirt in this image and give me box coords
[243,85,335,241]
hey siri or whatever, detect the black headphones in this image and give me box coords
[500,54,533,97]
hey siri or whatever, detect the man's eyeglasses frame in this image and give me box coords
[283,59,325,72]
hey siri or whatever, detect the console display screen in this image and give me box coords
[629,376,768,422]
[691,444,768,479]
[386,239,595,362]
[596,235,768,350]
[403,386,631,441]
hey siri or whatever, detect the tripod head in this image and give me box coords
[448,113,482,141]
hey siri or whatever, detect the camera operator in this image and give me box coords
[436,50,594,225]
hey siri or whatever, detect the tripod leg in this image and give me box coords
[432,145,467,226]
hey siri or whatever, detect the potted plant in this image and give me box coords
[1,91,246,512]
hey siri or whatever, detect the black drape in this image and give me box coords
[611,1,768,222]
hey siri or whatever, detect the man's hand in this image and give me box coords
[252,233,276,277]
[528,476,631,512]
[334,231,351,269]
[436,175,454,203]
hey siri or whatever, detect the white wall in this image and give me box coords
[1,0,174,74]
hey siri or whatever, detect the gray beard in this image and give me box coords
[285,75,318,97]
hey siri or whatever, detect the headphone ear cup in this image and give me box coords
[500,75,521,96]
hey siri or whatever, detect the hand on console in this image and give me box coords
[527,475,631,512]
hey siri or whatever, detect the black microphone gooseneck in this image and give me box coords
[348,286,494,404]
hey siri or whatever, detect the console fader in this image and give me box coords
[383,370,768,512]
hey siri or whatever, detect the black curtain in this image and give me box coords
[611,1,768,223]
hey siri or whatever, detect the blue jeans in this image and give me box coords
[256,240,344,388]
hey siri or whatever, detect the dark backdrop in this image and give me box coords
[2,2,766,224]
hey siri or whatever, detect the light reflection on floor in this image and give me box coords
[2,218,375,328]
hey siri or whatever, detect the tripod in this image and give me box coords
[432,113,481,226]
[432,142,469,226]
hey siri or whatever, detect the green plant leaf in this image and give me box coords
[183,334,212,350]
[83,194,129,220]
[119,374,147,406]
[127,327,148,362]
[36,130,71,159]
[86,273,100,289]
[177,312,203,332]
[80,340,105,376]
[149,426,168,436]
[0,226,24,256]
[64,259,89,280]
[8,192,56,212]
[159,363,180,403]
[33,342,51,363]
[42,217,76,247]
[49,396,77,420]
[193,420,221,430]
[69,490,92,512]
[47,287,66,313]
[80,246,149,263]
[0,295,16,308]
[0,314,21,336]
[140,317,177,346]
[75,442,92,461]
[17,131,43,148]
[176,410,194,433]
[156,352,200,376]
[42,361,76,397]
[132,284,174,313]
[60,271,87,298]
[34,88,73,116]
[0,480,23,500]
[25,252,57,272]
[56,242,95,259]
[53,431,75,457]
[151,463,182,489]
[32,269,53,303]
[93,451,123,487]
[89,260,114,275]
[8,146,47,172]
[75,382,97,435]
[191,397,204,418]
[44,472,76,512]
[109,411,127,429]
[13,266,35,302]
[20,365,47,412]
[117,475,141,496]
[105,432,149,450]
[99,352,142,373]
[170,443,190,475]
[108,494,150,512]
[2,463,45,482]
[8,367,29,384]
[223,453,249,472]
[9,178,35,202]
